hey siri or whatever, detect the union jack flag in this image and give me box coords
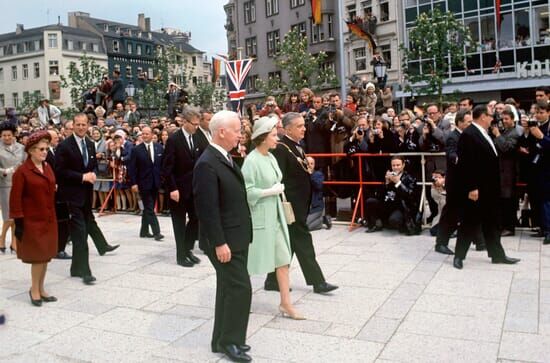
[223,58,254,113]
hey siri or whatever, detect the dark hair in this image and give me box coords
[455,109,471,125]
[433,169,445,176]
[535,100,549,112]
[0,122,16,134]
[501,107,515,119]
[252,132,269,147]
[472,104,488,119]
[535,86,550,95]
[391,155,406,163]
[459,97,474,107]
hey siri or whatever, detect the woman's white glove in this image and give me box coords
[260,182,285,197]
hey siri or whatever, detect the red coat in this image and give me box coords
[9,159,57,263]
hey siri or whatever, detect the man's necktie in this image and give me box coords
[147,143,153,162]
[81,139,88,167]
[227,152,233,167]
[188,135,195,157]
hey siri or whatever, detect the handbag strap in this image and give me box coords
[281,191,288,203]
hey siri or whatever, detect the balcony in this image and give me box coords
[309,38,337,55]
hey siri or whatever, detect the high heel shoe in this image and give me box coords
[9,246,16,254]
[279,305,306,320]
[29,291,42,307]
[40,295,58,303]
[0,247,5,254]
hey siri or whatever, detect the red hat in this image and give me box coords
[25,130,51,153]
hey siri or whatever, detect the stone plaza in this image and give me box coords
[0,214,549,362]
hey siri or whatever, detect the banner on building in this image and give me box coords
[222,58,254,114]
[311,0,322,25]
[346,20,377,52]
[212,58,221,83]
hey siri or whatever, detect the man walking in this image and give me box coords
[264,112,338,294]
[453,105,520,269]
[129,126,164,241]
[193,110,253,362]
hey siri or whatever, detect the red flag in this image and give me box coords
[311,0,322,25]
[496,0,501,33]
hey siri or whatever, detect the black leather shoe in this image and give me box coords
[82,275,97,285]
[365,225,382,233]
[531,231,544,238]
[212,344,251,353]
[313,282,338,294]
[475,243,486,251]
[323,215,332,230]
[544,236,550,245]
[41,295,58,302]
[500,230,515,237]
[453,257,463,269]
[99,244,120,256]
[55,251,72,259]
[491,256,520,264]
[435,245,454,255]
[177,257,194,267]
[153,234,164,241]
[187,252,201,264]
[140,232,154,238]
[29,291,42,307]
[220,344,252,362]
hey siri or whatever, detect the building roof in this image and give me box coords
[0,24,102,42]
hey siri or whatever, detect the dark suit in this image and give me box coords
[266,136,326,286]
[129,142,163,236]
[47,148,70,254]
[109,78,125,105]
[161,129,199,262]
[193,145,252,350]
[194,127,211,155]
[454,124,506,260]
[56,135,109,276]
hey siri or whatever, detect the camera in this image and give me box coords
[527,119,539,127]
[356,127,365,136]
[389,171,398,177]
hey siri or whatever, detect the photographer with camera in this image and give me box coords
[491,107,519,236]
[258,96,283,118]
[364,156,420,235]
[367,117,398,181]
[304,96,332,169]
[430,170,446,237]
[344,117,369,156]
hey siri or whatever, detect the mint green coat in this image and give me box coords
[241,149,291,275]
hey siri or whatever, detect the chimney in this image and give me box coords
[138,13,146,31]
[145,17,151,32]
[68,11,89,28]
[15,24,24,34]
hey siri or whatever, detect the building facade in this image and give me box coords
[224,0,340,97]
[0,24,107,110]
[399,0,550,106]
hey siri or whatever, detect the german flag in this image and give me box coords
[212,57,221,83]
[311,0,322,25]
[346,21,377,51]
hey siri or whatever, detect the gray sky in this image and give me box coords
[0,0,228,56]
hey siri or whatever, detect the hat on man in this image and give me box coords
[25,130,51,153]
[251,116,278,140]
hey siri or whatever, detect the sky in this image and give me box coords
[0,0,228,56]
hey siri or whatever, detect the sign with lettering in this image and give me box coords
[516,59,550,78]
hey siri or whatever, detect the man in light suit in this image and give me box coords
[193,110,253,362]
[453,105,520,269]
[129,127,164,241]
[162,108,201,267]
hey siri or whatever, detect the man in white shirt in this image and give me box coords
[37,99,61,127]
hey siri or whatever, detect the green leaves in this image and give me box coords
[60,53,107,108]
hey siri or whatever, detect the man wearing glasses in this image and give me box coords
[162,108,202,267]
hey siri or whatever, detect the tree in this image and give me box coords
[16,91,45,116]
[188,82,226,111]
[60,54,107,108]
[258,28,338,96]
[400,8,475,106]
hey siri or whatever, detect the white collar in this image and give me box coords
[210,142,231,162]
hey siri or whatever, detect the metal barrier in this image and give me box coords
[306,152,446,231]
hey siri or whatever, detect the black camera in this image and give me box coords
[356,127,365,136]
[527,119,539,127]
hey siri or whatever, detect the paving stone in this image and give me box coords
[356,316,401,343]
[412,293,507,321]
[504,309,539,333]
[0,326,50,359]
[375,298,416,319]
[323,323,362,338]
[499,332,550,362]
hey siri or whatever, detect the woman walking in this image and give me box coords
[241,116,304,320]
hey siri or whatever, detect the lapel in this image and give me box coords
[176,129,194,158]
[208,145,243,182]
[470,125,496,158]
[69,135,90,168]
[24,159,50,182]
[140,143,153,165]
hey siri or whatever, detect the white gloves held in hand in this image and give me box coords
[261,182,285,197]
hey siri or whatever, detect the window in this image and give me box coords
[67,40,74,50]
[247,74,258,92]
[0,95,4,108]
[126,65,132,78]
[113,40,120,52]
[0,47,3,56]
[48,33,57,48]
[244,1,256,24]
[34,40,40,50]
[268,71,281,82]
[0,68,3,81]
[136,44,142,55]
[380,44,392,69]
[12,93,18,108]
[145,45,151,55]
[354,48,367,71]
[23,91,29,103]
[104,24,109,32]
[22,64,28,79]
[380,1,389,22]
[515,8,531,47]
[266,0,279,17]
[311,21,325,43]
[81,42,87,51]
[114,64,121,72]
[291,22,307,38]
[192,56,197,66]
[328,15,334,39]
[192,76,198,86]
[11,66,17,80]
[291,0,305,8]
[347,4,356,21]
[93,43,99,52]
[34,62,40,78]
[245,37,257,57]
[147,68,154,79]
[12,44,17,54]
[479,15,496,51]
[533,6,550,45]
[49,60,59,75]
[127,43,132,54]
[267,30,280,57]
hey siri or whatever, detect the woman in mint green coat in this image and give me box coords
[242,116,304,320]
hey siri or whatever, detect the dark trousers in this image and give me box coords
[527,173,542,228]
[139,188,160,235]
[436,201,459,246]
[207,249,251,349]
[455,200,505,260]
[68,201,94,276]
[89,217,109,254]
[266,215,325,286]
[57,220,70,253]
[169,197,198,262]
[500,197,517,232]
[365,198,404,230]
[543,200,550,236]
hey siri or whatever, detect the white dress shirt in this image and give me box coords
[143,142,154,162]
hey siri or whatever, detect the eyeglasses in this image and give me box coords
[33,147,48,152]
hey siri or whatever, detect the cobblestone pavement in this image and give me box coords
[0,214,548,362]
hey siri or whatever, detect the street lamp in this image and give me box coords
[373,59,387,89]
[125,81,136,99]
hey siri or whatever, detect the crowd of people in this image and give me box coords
[0,70,549,360]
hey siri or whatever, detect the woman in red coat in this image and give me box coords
[10,130,58,307]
